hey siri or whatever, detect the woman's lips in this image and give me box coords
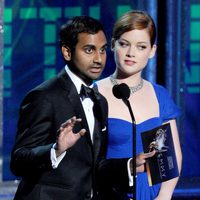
[124,60,136,66]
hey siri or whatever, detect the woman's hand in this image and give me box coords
[130,150,156,174]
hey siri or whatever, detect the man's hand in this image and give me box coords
[55,116,86,157]
[130,150,156,174]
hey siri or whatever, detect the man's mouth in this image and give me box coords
[90,67,102,73]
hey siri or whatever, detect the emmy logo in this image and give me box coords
[149,128,169,153]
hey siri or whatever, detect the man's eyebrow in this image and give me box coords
[83,43,108,48]
[83,44,95,48]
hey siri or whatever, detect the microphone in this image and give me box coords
[112,83,137,199]
[112,83,130,100]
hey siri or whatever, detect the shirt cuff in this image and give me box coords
[51,143,66,169]
[127,158,133,186]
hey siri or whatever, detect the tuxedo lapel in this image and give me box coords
[92,87,108,161]
[68,87,92,143]
[57,69,93,146]
[93,86,108,129]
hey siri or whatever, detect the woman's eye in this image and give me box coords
[137,45,147,50]
[119,41,129,48]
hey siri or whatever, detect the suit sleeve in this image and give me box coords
[10,90,55,177]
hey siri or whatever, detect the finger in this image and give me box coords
[136,158,146,166]
[144,150,156,158]
[75,118,82,122]
[58,117,83,135]
[74,129,86,140]
[70,116,78,125]
[64,117,83,127]
[61,116,77,128]
[61,119,72,128]
[71,117,83,127]
[79,129,86,137]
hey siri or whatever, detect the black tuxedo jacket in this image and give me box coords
[10,69,109,200]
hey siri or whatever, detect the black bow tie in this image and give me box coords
[80,84,98,101]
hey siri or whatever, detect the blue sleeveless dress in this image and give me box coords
[106,83,181,200]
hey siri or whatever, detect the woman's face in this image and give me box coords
[112,28,156,77]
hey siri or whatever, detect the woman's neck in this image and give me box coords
[112,70,142,86]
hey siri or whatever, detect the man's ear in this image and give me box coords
[149,44,157,59]
[61,46,71,61]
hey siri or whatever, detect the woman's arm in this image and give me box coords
[155,119,182,200]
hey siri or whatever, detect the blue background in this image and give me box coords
[2,0,200,195]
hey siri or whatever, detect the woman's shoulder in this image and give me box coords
[96,77,110,85]
[96,77,111,88]
[149,81,181,119]
[95,77,113,95]
[145,80,174,104]
[148,81,169,96]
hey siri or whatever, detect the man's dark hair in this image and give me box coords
[59,16,105,51]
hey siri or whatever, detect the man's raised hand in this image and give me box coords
[55,116,86,157]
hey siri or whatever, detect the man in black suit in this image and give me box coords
[10,16,109,200]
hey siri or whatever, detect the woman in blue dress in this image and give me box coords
[97,10,182,200]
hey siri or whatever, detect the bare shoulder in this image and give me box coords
[143,79,152,87]
[142,80,155,93]
[96,77,111,93]
[96,77,110,86]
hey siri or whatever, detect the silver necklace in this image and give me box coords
[110,75,144,95]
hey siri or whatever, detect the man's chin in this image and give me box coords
[88,71,102,80]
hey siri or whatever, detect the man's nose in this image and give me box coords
[93,52,102,63]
